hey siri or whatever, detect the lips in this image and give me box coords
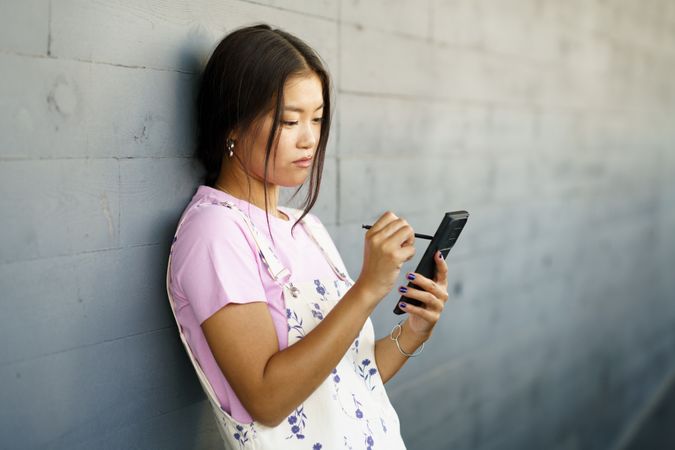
[293,157,313,168]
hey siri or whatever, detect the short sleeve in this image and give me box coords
[172,205,268,324]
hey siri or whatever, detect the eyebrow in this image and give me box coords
[283,103,324,112]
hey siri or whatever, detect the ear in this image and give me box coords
[228,125,240,142]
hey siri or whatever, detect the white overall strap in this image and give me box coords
[207,198,349,286]
[212,200,292,285]
[287,210,351,283]
[166,220,230,414]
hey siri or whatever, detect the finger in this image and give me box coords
[399,285,444,313]
[367,211,399,233]
[405,272,448,303]
[398,299,440,322]
[378,217,411,242]
[433,250,449,286]
[393,221,415,247]
[397,245,416,263]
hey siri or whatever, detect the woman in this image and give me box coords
[166,23,450,449]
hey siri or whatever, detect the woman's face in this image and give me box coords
[241,73,324,188]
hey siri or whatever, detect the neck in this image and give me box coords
[214,176,288,221]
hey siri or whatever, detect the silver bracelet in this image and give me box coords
[389,319,425,357]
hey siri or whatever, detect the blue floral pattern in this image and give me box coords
[363,422,376,450]
[351,393,365,419]
[231,423,255,448]
[332,365,366,419]
[333,279,342,298]
[380,417,388,434]
[287,308,306,340]
[314,279,328,298]
[310,302,324,320]
[285,405,308,440]
[357,358,379,391]
[351,332,360,354]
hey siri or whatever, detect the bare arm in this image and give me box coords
[374,318,428,384]
[201,281,378,427]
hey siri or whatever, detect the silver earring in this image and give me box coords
[226,138,235,157]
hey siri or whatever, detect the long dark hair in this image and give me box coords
[195,23,333,244]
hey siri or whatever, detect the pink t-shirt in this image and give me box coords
[169,185,351,423]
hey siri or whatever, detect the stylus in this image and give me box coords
[361,225,433,240]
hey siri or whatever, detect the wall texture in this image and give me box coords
[1,1,674,449]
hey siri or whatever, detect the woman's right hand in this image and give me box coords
[355,211,416,304]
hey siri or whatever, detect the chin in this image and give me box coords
[279,176,310,188]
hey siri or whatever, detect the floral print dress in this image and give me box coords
[166,199,407,449]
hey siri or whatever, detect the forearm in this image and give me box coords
[374,318,428,385]
[259,282,378,426]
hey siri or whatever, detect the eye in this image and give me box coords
[282,121,298,126]
[313,117,323,124]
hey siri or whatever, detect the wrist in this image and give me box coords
[351,280,382,310]
[391,319,428,356]
[402,318,431,345]
[348,280,380,313]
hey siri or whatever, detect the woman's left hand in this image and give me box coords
[398,250,449,339]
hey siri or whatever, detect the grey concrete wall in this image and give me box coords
[1,1,674,449]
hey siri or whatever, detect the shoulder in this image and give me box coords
[175,199,250,246]
[170,200,261,285]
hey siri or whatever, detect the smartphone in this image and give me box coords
[393,210,469,315]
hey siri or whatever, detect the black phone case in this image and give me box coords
[393,210,469,315]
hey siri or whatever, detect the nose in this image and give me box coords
[298,121,318,149]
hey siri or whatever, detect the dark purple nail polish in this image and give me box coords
[407,273,415,281]
[399,286,407,293]
[399,302,407,308]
